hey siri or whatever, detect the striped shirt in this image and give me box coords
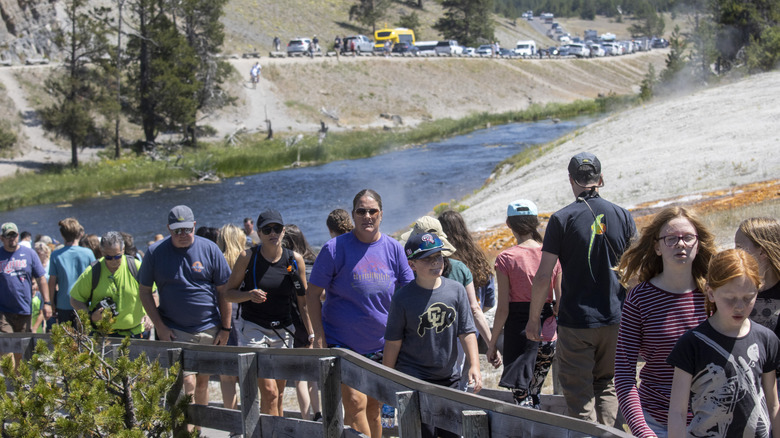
[615,281,706,437]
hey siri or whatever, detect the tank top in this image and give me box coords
[239,247,296,328]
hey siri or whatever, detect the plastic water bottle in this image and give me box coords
[380,403,395,428]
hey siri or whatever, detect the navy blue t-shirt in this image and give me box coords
[139,236,231,333]
[542,193,635,328]
[0,246,46,315]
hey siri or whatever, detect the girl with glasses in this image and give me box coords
[614,206,716,437]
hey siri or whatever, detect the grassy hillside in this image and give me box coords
[220,0,551,53]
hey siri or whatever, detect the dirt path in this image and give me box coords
[0,65,99,177]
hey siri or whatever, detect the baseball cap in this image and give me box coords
[405,232,444,260]
[167,205,195,230]
[568,152,601,176]
[257,210,284,228]
[507,199,538,217]
[1,222,19,237]
[398,216,456,257]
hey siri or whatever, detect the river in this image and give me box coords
[0,117,595,250]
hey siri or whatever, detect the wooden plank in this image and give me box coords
[165,348,187,436]
[188,404,241,432]
[462,410,489,438]
[259,415,323,437]
[320,356,343,438]
[256,353,321,381]
[396,391,421,438]
[238,352,260,438]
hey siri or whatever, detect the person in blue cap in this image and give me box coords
[384,231,481,438]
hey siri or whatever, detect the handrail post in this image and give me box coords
[238,352,260,438]
[396,390,421,438]
[165,348,186,436]
[462,410,489,438]
[319,356,342,438]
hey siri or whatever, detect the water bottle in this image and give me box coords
[380,403,395,428]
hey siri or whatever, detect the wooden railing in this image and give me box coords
[0,333,632,438]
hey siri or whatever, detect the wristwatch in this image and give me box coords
[220,326,232,332]
[43,301,51,305]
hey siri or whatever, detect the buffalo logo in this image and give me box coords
[191,261,204,273]
[417,302,456,337]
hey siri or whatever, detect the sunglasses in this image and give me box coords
[104,254,123,261]
[172,228,193,235]
[354,208,380,217]
[3,233,18,238]
[261,224,284,235]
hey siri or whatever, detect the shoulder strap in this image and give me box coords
[284,248,305,296]
[124,255,139,280]
[89,260,101,305]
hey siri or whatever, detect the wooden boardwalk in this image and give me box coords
[1,333,631,437]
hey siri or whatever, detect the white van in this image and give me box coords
[513,40,536,57]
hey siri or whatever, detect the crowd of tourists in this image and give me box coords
[1,151,779,438]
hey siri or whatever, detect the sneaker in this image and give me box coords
[517,395,535,408]
[312,412,322,422]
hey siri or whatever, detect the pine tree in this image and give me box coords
[349,0,391,34]
[434,0,496,47]
[38,0,112,168]
[0,312,193,436]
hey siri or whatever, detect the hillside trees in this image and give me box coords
[38,0,113,168]
[349,0,391,34]
[434,0,496,47]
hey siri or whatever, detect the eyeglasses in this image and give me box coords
[2,233,17,239]
[354,208,380,217]
[261,224,284,235]
[657,234,698,247]
[172,228,193,235]
[104,254,123,261]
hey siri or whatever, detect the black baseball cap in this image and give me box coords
[257,210,284,228]
[405,232,444,260]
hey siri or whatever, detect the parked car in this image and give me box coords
[558,45,571,56]
[568,43,590,58]
[545,46,560,56]
[463,47,476,57]
[651,37,669,48]
[435,40,463,56]
[287,38,312,56]
[342,35,374,54]
[588,44,606,57]
[498,48,514,57]
[513,40,537,57]
[602,42,623,56]
[391,42,419,55]
[415,41,438,56]
[476,45,493,56]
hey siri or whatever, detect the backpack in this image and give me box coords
[88,256,139,305]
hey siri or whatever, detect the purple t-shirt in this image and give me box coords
[309,232,414,354]
[0,246,45,315]
[138,236,231,333]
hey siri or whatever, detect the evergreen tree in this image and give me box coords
[125,0,200,147]
[349,0,391,34]
[660,25,689,83]
[38,0,112,168]
[0,313,193,436]
[397,11,422,39]
[172,0,234,146]
[434,0,496,47]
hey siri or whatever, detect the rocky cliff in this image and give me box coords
[0,0,64,62]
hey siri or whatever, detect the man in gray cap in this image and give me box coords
[138,205,232,417]
[525,152,636,426]
[0,222,51,370]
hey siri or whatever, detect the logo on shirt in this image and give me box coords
[417,302,456,337]
[1,258,28,275]
[587,214,606,281]
[191,261,204,273]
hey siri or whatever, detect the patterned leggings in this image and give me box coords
[513,340,557,405]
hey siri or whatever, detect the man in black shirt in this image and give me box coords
[525,152,636,426]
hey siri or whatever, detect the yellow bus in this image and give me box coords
[374,28,416,50]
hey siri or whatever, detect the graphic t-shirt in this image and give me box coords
[750,281,780,332]
[667,320,780,438]
[385,277,475,381]
[0,246,46,314]
[309,232,414,354]
[138,236,231,333]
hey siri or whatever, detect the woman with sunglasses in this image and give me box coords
[306,189,414,438]
[614,206,716,437]
[224,210,313,417]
